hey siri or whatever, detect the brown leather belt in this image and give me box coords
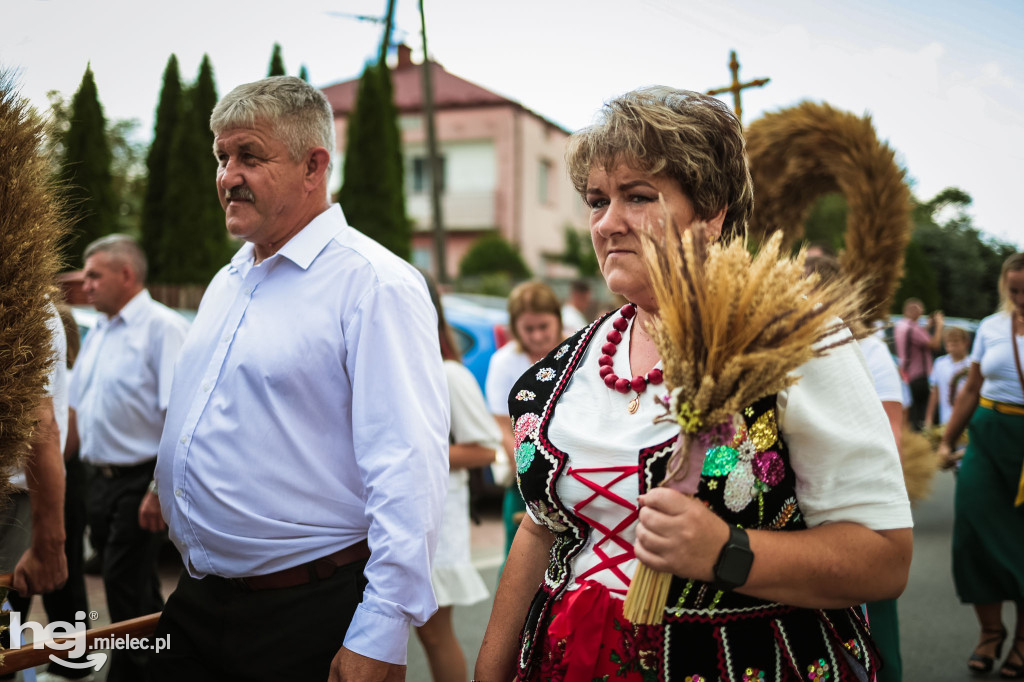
[232,540,370,591]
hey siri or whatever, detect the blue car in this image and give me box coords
[441,293,509,392]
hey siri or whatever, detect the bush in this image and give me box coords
[459,234,531,279]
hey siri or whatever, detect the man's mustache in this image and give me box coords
[225,186,255,202]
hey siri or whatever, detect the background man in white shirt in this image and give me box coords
[68,234,189,682]
[151,76,449,682]
[560,278,592,335]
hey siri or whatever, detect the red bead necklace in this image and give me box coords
[598,304,664,413]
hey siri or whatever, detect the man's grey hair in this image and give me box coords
[210,76,335,170]
[84,234,147,284]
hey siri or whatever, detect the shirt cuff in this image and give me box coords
[342,604,412,665]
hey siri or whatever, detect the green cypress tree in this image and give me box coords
[338,62,410,259]
[267,43,286,77]
[161,54,227,283]
[298,64,309,82]
[141,55,183,282]
[62,64,118,267]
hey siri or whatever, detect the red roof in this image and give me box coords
[322,45,567,132]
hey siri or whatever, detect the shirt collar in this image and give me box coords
[228,204,347,275]
[107,289,151,326]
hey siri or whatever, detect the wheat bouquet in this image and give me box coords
[622,214,864,625]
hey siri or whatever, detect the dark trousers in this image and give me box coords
[5,454,94,679]
[150,559,368,682]
[907,375,931,431]
[88,461,164,682]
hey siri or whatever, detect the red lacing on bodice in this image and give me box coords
[567,465,639,595]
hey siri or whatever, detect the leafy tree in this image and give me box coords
[298,64,309,82]
[801,193,847,254]
[161,54,228,283]
[61,64,118,267]
[267,43,286,77]
[338,62,410,259]
[459,234,531,279]
[905,188,1015,319]
[141,55,183,281]
[550,225,599,277]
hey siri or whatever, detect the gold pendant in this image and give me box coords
[628,395,640,414]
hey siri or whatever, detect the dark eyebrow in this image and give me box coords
[585,180,657,194]
[618,180,656,191]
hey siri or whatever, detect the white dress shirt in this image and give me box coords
[69,289,188,466]
[156,204,450,666]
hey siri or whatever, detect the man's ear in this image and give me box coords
[304,148,331,188]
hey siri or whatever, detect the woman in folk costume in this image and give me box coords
[474,87,912,681]
[939,253,1024,678]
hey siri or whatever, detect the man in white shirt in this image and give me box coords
[560,279,592,334]
[68,234,189,682]
[150,76,449,682]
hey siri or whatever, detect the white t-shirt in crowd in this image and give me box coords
[560,303,589,336]
[972,311,1024,405]
[485,342,533,416]
[929,353,972,424]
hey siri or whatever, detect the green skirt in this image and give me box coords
[952,404,1024,604]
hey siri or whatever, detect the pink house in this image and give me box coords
[322,45,585,278]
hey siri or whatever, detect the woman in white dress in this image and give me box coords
[417,274,502,682]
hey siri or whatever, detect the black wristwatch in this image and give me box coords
[712,525,753,591]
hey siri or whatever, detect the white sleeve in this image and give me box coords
[777,333,913,531]
[859,336,904,405]
[446,362,502,448]
[343,277,450,665]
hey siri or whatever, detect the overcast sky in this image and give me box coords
[5,0,1022,248]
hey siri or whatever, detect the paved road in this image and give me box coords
[12,471,996,681]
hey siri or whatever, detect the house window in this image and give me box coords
[538,159,552,205]
[412,156,446,193]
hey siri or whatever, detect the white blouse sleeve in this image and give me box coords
[446,361,503,448]
[776,330,913,531]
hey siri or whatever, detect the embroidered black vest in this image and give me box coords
[507,312,880,681]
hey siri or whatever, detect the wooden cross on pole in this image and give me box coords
[706,50,770,125]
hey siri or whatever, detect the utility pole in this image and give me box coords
[706,50,769,125]
[419,0,447,283]
[378,0,397,65]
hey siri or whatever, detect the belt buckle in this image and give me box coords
[99,465,115,478]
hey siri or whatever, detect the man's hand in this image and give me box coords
[13,543,67,595]
[138,491,167,532]
[329,646,405,682]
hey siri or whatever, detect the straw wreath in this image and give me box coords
[0,71,69,498]
[622,209,866,625]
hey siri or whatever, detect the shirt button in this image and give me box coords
[179,436,187,444]
[174,489,183,498]
[244,288,253,295]
[222,334,231,343]
[202,382,211,392]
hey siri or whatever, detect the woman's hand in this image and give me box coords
[937,441,961,470]
[634,487,730,582]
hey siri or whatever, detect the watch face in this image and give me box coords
[718,545,754,586]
